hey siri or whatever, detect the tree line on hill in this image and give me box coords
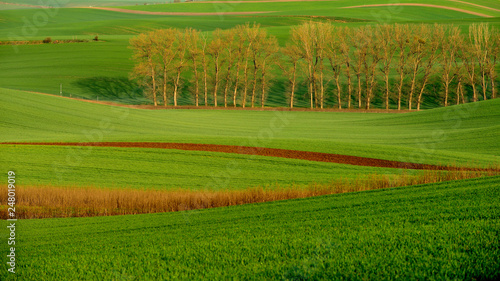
[130,22,499,110]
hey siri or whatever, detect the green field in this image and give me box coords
[1,176,499,280]
[1,88,499,189]
[1,0,500,279]
[1,0,499,105]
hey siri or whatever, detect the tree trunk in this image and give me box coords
[320,71,324,109]
[444,81,449,107]
[151,65,157,107]
[357,74,362,109]
[203,58,208,106]
[173,69,181,107]
[491,77,496,99]
[232,62,241,107]
[385,73,390,110]
[481,70,488,100]
[408,69,418,110]
[290,63,297,109]
[336,76,342,109]
[251,60,258,108]
[261,74,265,108]
[163,67,168,107]
[346,62,352,109]
[223,64,232,107]
[309,64,314,109]
[193,62,199,107]
[213,61,219,107]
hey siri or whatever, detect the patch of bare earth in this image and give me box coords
[342,3,493,18]
[4,142,498,171]
[3,142,498,219]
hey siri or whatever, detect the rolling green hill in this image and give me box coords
[1,0,498,106]
[1,88,498,188]
[1,176,499,280]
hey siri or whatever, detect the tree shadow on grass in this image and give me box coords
[73,76,145,103]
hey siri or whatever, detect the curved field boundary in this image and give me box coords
[87,6,276,15]
[447,0,500,12]
[0,1,49,8]
[341,4,493,18]
[4,142,497,171]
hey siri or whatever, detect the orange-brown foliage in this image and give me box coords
[0,170,497,219]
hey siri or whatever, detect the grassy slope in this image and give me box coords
[1,88,498,188]
[121,0,500,18]
[1,145,403,189]
[1,2,498,104]
[1,176,499,280]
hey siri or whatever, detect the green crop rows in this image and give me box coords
[1,176,499,280]
[1,1,499,279]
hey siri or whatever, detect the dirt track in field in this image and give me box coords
[342,3,493,18]
[4,142,497,171]
[447,0,500,12]
[87,6,276,15]
[0,1,48,8]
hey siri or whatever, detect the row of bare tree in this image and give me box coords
[130,22,499,110]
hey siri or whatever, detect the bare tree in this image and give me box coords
[279,44,302,108]
[208,29,226,107]
[416,24,443,111]
[488,30,499,99]
[352,28,369,109]
[130,32,158,106]
[394,24,410,110]
[200,32,210,106]
[362,26,382,110]
[242,23,259,108]
[462,26,480,103]
[221,29,237,107]
[171,30,187,107]
[231,24,249,107]
[315,22,333,109]
[440,26,460,107]
[407,25,428,110]
[379,25,397,110]
[186,28,202,106]
[326,27,344,109]
[151,29,178,107]
[292,22,316,109]
[259,35,278,108]
[338,27,353,108]
[470,23,491,101]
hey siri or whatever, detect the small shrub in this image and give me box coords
[93,35,99,41]
[42,37,52,44]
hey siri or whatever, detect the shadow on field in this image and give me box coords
[73,76,144,100]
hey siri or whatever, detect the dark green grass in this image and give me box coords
[1,176,499,280]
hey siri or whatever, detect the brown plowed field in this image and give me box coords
[342,3,493,18]
[4,142,496,171]
[87,6,275,16]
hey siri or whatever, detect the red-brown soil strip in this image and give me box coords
[341,3,493,18]
[87,6,276,16]
[3,142,497,171]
